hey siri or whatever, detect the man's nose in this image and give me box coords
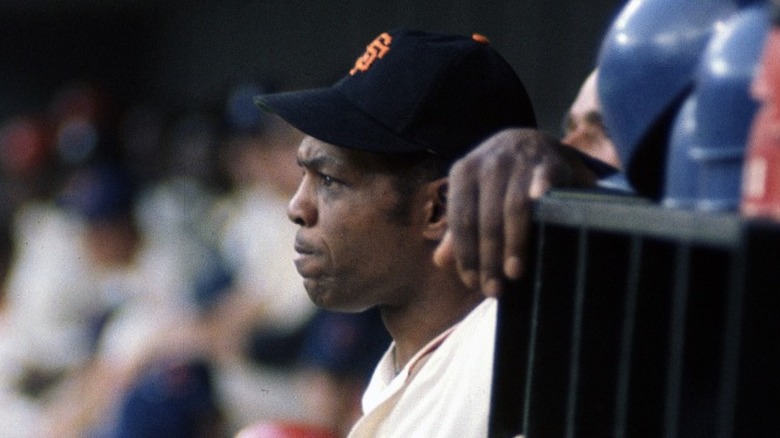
[287,181,316,227]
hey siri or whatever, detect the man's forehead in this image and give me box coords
[298,135,386,171]
[569,70,600,119]
[298,136,343,161]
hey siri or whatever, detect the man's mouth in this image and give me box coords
[294,238,317,256]
[293,238,321,276]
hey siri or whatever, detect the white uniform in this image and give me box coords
[349,297,497,438]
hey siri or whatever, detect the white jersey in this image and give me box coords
[349,297,497,438]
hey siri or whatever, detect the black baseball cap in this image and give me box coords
[254,28,536,162]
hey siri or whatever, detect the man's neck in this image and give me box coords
[380,277,484,373]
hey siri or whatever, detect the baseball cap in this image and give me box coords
[254,28,536,162]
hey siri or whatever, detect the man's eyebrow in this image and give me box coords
[296,154,339,170]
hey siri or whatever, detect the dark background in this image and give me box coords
[0,0,625,134]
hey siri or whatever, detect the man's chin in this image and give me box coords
[303,278,334,309]
[304,281,370,313]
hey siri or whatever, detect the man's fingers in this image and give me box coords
[503,166,534,281]
[434,232,478,290]
[447,161,480,288]
[529,165,554,199]
[477,155,513,296]
[444,128,591,293]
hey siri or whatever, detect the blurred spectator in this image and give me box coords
[0,115,55,220]
[80,107,231,437]
[0,114,55,313]
[0,83,121,437]
[294,309,390,436]
[0,161,128,437]
[47,82,119,167]
[197,84,318,432]
[37,161,221,437]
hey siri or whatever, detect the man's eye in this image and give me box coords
[321,174,335,186]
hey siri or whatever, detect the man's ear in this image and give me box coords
[422,178,448,240]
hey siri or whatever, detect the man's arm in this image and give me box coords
[434,128,599,297]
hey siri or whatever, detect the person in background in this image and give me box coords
[561,69,621,169]
[192,84,316,431]
[0,84,137,438]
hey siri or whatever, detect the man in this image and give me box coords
[561,69,621,169]
[256,29,596,436]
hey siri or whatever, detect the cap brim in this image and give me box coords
[254,87,425,154]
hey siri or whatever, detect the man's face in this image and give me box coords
[562,70,621,169]
[287,136,427,312]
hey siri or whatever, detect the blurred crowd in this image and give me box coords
[0,80,389,438]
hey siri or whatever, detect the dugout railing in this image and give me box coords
[489,190,780,438]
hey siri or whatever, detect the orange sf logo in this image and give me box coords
[349,33,393,75]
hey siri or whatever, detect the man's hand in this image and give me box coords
[433,128,598,297]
